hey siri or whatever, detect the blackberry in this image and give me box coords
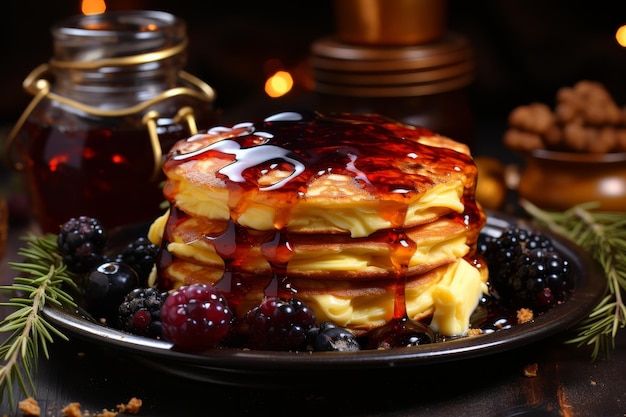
[308,322,361,352]
[478,226,556,297]
[505,248,573,312]
[116,237,159,286]
[118,287,168,338]
[160,283,233,350]
[244,297,317,351]
[479,223,574,313]
[58,216,107,273]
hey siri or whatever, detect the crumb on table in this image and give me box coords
[61,402,82,417]
[524,363,539,377]
[93,409,118,417]
[117,397,142,414]
[18,397,40,416]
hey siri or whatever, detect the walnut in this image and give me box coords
[508,103,555,134]
[506,80,626,153]
[503,129,545,152]
[588,127,617,153]
[555,101,580,124]
[562,124,589,151]
[543,124,562,147]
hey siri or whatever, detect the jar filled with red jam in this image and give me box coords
[5,10,217,233]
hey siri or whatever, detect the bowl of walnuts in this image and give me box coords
[504,80,626,211]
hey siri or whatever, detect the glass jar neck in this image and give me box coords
[49,10,187,106]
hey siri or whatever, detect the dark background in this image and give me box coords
[3,0,626,128]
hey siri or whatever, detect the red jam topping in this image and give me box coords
[157,111,484,340]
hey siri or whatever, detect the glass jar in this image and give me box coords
[5,10,217,233]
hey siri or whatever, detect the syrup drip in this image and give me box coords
[389,228,416,320]
[366,227,435,348]
[260,229,296,298]
[210,220,250,309]
[159,111,484,341]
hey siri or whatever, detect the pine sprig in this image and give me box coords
[520,199,626,360]
[0,233,78,407]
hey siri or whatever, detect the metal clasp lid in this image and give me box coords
[3,62,216,180]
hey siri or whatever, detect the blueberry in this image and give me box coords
[82,261,139,326]
[311,322,361,352]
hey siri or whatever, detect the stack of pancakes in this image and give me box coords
[148,111,488,337]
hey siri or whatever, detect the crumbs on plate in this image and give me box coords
[517,308,534,324]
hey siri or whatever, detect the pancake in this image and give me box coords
[149,111,487,338]
[162,111,479,237]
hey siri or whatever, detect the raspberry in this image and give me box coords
[116,237,159,286]
[118,287,168,338]
[58,216,107,273]
[244,297,317,351]
[160,283,232,350]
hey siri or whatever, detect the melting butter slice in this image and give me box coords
[429,259,489,336]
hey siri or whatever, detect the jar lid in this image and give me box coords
[311,32,474,97]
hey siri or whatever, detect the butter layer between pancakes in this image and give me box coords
[149,211,476,280]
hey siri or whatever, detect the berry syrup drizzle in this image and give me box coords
[156,111,485,347]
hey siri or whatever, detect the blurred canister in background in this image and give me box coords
[4,10,217,233]
[310,0,475,146]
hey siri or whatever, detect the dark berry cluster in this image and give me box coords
[57,216,160,326]
[56,216,365,353]
[507,248,572,312]
[308,322,361,352]
[243,297,318,351]
[478,226,573,312]
[58,216,107,273]
[115,237,159,286]
[158,288,363,352]
[118,287,168,338]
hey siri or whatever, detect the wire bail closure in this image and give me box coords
[4,58,216,181]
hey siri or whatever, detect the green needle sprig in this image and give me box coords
[0,233,78,406]
[521,199,626,360]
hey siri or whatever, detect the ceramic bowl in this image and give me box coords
[517,149,626,211]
